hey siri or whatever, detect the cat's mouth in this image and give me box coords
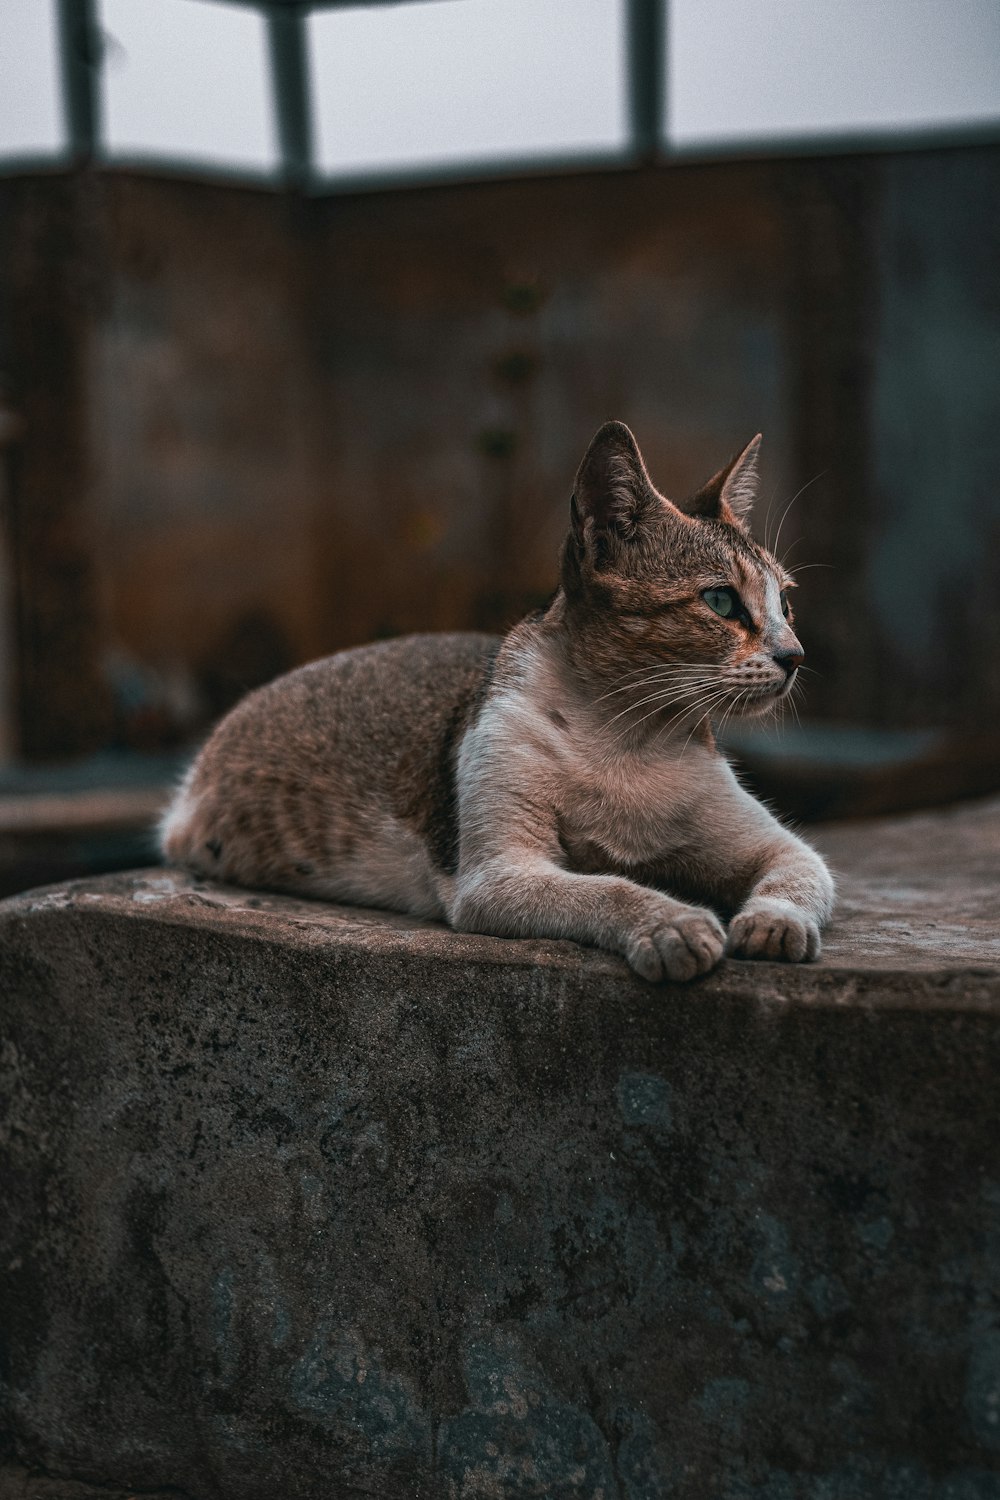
[736,676,796,715]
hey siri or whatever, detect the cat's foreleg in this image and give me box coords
[726,823,835,964]
[450,849,726,982]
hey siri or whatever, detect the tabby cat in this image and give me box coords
[161,422,834,981]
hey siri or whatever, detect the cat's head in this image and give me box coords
[558,421,803,727]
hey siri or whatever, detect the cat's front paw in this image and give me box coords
[728,904,820,963]
[626,906,726,983]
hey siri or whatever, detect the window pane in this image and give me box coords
[99,0,278,173]
[0,0,65,160]
[310,0,630,181]
[666,0,1000,151]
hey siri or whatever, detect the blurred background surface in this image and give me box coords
[0,0,999,895]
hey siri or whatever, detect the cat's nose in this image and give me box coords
[774,651,804,678]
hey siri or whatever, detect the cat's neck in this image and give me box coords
[519,604,719,761]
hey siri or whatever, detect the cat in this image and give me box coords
[160,421,834,981]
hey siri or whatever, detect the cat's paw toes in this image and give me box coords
[628,909,726,982]
[727,909,820,963]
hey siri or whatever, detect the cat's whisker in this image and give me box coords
[607,693,712,735]
[598,660,723,689]
[717,688,749,739]
[679,704,719,755]
[615,657,724,680]
[771,470,826,560]
[604,690,691,731]
[762,483,779,555]
[649,685,733,739]
[604,660,710,682]
[773,678,802,732]
[680,686,745,754]
[789,675,806,725]
[594,666,722,705]
[623,681,729,740]
[706,689,746,751]
[603,675,722,727]
[649,686,729,750]
[620,660,708,676]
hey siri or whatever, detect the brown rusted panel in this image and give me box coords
[91,167,795,682]
[305,162,796,655]
[4,148,997,754]
[0,173,112,758]
[779,157,883,724]
[80,165,798,738]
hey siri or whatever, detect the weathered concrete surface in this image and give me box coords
[811,795,1000,971]
[0,1463,177,1500]
[1,798,999,1499]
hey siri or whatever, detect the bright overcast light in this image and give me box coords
[668,0,1000,149]
[0,0,65,158]
[98,0,279,172]
[2,0,999,172]
[309,0,631,179]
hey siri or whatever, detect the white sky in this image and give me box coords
[309,0,630,178]
[0,0,65,158]
[668,0,1000,148]
[1,0,999,170]
[99,0,279,171]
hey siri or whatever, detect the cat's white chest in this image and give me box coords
[555,739,718,869]
[462,684,730,874]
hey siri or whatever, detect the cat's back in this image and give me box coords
[232,629,498,765]
[160,631,500,909]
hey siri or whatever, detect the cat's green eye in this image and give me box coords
[703,587,739,619]
[780,590,789,617]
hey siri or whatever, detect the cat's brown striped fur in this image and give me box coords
[161,422,834,981]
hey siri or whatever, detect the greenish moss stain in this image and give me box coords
[966,1331,1000,1452]
[439,1334,617,1498]
[750,1214,800,1303]
[210,1266,236,1381]
[806,1273,851,1321]
[856,1215,894,1251]
[696,1377,751,1438]
[616,1072,673,1132]
[289,1325,431,1463]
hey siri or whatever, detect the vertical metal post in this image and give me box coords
[267,5,314,189]
[56,0,102,161]
[627,0,665,162]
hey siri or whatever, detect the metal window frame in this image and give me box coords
[55,0,101,160]
[38,0,1000,193]
[47,0,665,192]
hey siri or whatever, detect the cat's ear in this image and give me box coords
[571,421,657,559]
[683,434,762,527]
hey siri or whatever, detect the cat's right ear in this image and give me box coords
[571,421,655,564]
[683,434,762,527]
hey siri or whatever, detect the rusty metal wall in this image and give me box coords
[1,145,997,755]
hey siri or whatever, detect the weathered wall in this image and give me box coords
[1,146,998,753]
[89,183,322,702]
[0,176,113,757]
[868,149,1000,726]
[86,164,796,689]
[2,797,1000,1498]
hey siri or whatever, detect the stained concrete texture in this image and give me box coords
[0,1465,178,1499]
[1,797,999,1499]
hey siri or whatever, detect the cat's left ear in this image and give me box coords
[682,434,762,527]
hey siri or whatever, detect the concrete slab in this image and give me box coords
[1,798,999,1498]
